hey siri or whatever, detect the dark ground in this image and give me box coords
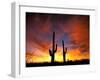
[26,59,89,67]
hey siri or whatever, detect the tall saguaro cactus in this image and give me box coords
[62,40,67,63]
[49,32,57,63]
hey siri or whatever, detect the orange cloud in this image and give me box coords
[67,49,89,61]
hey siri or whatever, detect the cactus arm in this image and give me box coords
[54,50,56,53]
[55,44,57,51]
[62,40,64,52]
[49,49,52,56]
[54,44,57,53]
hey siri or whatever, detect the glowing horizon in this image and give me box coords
[26,48,89,63]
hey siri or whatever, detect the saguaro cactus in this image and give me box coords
[49,32,57,63]
[62,40,67,63]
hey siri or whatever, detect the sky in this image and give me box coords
[26,12,90,63]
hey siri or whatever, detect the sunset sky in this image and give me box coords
[26,12,89,63]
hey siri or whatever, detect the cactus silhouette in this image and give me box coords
[62,40,67,63]
[49,32,57,63]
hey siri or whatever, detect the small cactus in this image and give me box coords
[62,40,67,63]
